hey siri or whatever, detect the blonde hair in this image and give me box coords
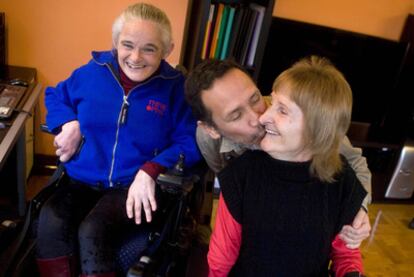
[273,56,353,182]
[112,2,173,55]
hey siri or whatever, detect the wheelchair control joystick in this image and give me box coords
[156,154,198,194]
[171,153,185,176]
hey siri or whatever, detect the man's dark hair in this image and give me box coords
[185,59,248,125]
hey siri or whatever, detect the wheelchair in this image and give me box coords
[0,152,212,277]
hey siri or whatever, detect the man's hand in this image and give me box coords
[54,120,82,162]
[126,170,157,224]
[339,208,371,249]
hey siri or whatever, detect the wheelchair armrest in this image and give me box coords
[156,154,203,194]
[40,123,52,134]
[156,173,199,194]
[40,123,85,161]
[40,123,61,135]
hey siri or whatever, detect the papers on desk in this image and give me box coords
[0,84,26,118]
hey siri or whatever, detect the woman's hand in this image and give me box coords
[54,120,82,162]
[126,170,157,224]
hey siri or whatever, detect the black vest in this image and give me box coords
[218,151,366,277]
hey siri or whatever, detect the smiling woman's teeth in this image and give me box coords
[265,128,279,135]
[127,63,144,69]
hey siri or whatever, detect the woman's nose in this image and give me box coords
[259,109,271,125]
[130,49,142,61]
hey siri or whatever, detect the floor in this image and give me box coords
[360,203,414,276]
[26,175,414,276]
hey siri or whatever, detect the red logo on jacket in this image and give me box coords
[146,100,167,116]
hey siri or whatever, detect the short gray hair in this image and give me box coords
[112,2,173,55]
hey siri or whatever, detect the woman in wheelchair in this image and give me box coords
[208,56,366,276]
[37,3,200,276]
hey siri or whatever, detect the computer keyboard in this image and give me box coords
[0,84,26,118]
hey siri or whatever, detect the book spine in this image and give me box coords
[201,4,216,59]
[246,4,266,66]
[214,5,230,59]
[209,3,224,58]
[220,7,236,60]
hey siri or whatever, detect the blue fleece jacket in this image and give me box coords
[45,51,201,188]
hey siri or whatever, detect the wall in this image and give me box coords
[0,0,188,155]
[274,0,414,41]
[1,0,414,156]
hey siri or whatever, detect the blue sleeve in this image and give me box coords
[151,77,201,169]
[45,70,79,133]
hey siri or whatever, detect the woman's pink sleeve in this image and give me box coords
[208,193,242,277]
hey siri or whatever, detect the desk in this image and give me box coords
[0,65,41,216]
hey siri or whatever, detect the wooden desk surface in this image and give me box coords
[0,83,42,169]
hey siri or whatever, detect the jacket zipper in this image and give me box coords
[105,64,164,187]
[106,65,125,187]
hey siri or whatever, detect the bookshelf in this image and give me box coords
[180,0,275,81]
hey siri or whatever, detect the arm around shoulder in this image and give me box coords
[196,126,223,173]
[340,136,372,208]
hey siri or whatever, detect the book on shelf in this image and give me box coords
[246,3,266,66]
[220,6,236,60]
[205,4,220,59]
[199,1,270,64]
[209,3,225,58]
[182,0,274,82]
[239,7,259,65]
[226,6,245,61]
[237,7,257,65]
[232,6,251,62]
[201,4,216,59]
[214,5,230,59]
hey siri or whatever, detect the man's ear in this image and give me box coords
[198,121,221,139]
